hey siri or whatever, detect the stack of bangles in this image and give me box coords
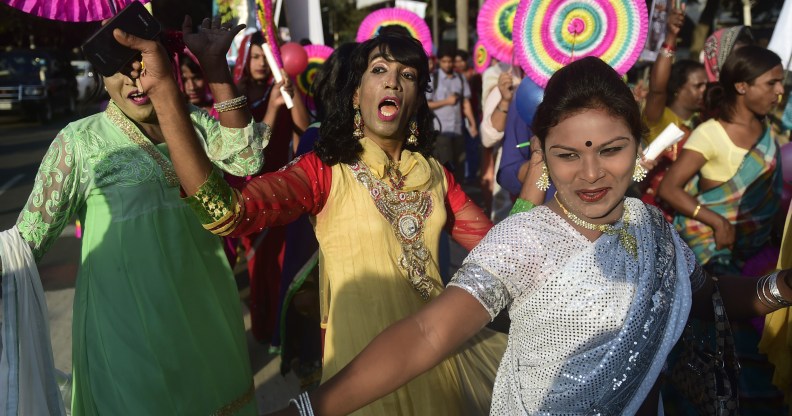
[213,96,248,113]
[289,392,314,416]
[756,271,792,309]
[660,42,676,59]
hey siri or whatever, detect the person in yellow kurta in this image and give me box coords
[110,29,506,415]
[759,204,792,414]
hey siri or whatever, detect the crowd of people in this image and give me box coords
[1,4,791,415]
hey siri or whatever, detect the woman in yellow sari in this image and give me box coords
[114,28,506,415]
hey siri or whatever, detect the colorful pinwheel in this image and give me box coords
[513,0,648,87]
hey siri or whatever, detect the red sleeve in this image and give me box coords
[443,167,493,251]
[231,152,331,237]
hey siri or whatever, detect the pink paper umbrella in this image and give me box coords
[297,44,334,110]
[356,7,433,56]
[1,0,149,22]
[473,41,491,73]
[477,0,519,63]
[513,0,648,88]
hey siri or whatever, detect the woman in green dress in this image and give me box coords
[0,17,285,415]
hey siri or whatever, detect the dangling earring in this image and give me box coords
[632,156,647,182]
[353,104,364,139]
[535,164,550,191]
[407,119,418,145]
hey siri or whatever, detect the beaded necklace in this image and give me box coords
[554,193,638,258]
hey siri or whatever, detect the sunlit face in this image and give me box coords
[103,73,156,123]
[181,64,207,105]
[545,108,637,225]
[675,68,707,113]
[354,48,419,143]
[248,44,270,81]
[438,56,454,74]
[740,64,784,117]
[454,55,467,73]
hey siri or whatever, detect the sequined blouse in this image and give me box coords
[449,198,705,415]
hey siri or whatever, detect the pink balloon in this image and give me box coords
[782,142,792,184]
[281,42,309,78]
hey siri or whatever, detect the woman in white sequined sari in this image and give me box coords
[259,56,792,416]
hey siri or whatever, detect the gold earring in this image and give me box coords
[407,119,418,145]
[632,156,647,182]
[535,164,550,191]
[353,104,364,139]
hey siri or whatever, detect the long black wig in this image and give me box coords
[315,33,436,166]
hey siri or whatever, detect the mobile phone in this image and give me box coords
[81,1,161,77]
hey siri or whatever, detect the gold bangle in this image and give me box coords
[692,204,701,219]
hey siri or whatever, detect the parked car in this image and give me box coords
[0,49,78,122]
[71,59,102,102]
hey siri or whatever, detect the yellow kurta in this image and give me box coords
[314,138,506,415]
[759,204,792,413]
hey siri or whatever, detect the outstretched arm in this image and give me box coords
[270,287,491,416]
[692,269,792,321]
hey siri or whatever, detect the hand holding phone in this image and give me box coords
[82,1,162,77]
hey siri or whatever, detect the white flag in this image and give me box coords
[357,0,389,9]
[395,0,427,18]
[768,0,792,70]
[284,0,325,45]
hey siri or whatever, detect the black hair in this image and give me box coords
[316,33,435,165]
[378,25,412,38]
[236,32,270,93]
[455,49,469,62]
[706,45,781,121]
[437,48,456,60]
[179,53,202,75]
[532,56,647,149]
[310,42,358,122]
[666,60,704,106]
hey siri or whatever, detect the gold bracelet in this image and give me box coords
[213,95,248,113]
[692,204,701,219]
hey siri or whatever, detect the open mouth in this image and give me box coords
[378,96,401,121]
[127,90,150,105]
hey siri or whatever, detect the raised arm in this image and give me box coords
[183,16,250,129]
[644,3,685,124]
[114,22,242,194]
[489,72,514,134]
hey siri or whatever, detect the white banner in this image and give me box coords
[395,0,427,18]
[768,0,792,70]
[357,0,389,9]
[284,0,325,45]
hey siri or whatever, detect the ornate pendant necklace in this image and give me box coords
[384,159,405,190]
[554,193,638,258]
